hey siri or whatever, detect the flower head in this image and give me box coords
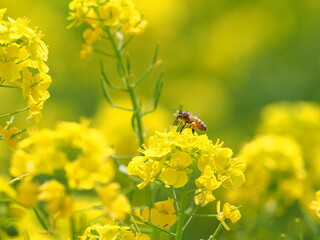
[150,198,177,229]
[79,223,150,240]
[68,0,147,59]
[38,179,72,218]
[310,190,320,218]
[216,201,241,230]
[128,127,245,199]
[0,9,51,123]
[95,183,131,220]
[10,120,115,190]
[0,121,21,150]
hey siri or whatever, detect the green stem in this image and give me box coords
[105,27,144,146]
[33,208,64,240]
[208,222,223,240]
[183,205,200,232]
[185,213,218,217]
[143,221,176,237]
[0,106,29,119]
[0,84,22,89]
[175,186,188,240]
[70,215,76,240]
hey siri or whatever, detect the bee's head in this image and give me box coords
[174,110,184,118]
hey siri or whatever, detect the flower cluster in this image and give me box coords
[68,0,147,59]
[258,102,320,186]
[127,127,246,206]
[228,135,306,210]
[0,8,51,123]
[310,191,320,218]
[9,121,131,226]
[132,198,177,230]
[11,120,115,190]
[80,223,150,240]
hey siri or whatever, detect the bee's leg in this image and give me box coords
[173,117,179,126]
[191,122,196,135]
[179,123,186,133]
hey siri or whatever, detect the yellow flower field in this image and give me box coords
[0,1,320,239]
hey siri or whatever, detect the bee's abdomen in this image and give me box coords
[193,117,207,131]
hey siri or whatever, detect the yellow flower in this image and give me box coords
[195,165,221,191]
[0,44,20,82]
[98,2,122,26]
[80,223,150,240]
[0,176,16,198]
[80,223,123,240]
[121,231,151,240]
[229,134,306,208]
[128,127,245,191]
[159,151,192,188]
[160,167,188,188]
[150,198,176,229]
[16,178,39,207]
[140,135,171,158]
[0,121,21,150]
[79,43,94,60]
[0,9,51,124]
[120,6,147,35]
[194,188,216,207]
[216,201,241,230]
[38,180,73,218]
[11,121,115,190]
[132,206,150,224]
[127,156,162,189]
[95,183,131,220]
[310,190,320,218]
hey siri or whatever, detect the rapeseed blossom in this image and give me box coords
[216,201,241,230]
[68,0,147,59]
[96,183,131,220]
[228,134,306,212]
[310,191,320,218]
[0,8,51,123]
[0,121,21,150]
[127,127,246,199]
[150,198,176,229]
[258,102,320,186]
[79,223,150,240]
[10,120,115,190]
[38,179,73,219]
[132,198,177,230]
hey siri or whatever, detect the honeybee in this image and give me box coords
[173,110,207,134]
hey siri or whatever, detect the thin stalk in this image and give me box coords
[183,205,200,232]
[0,106,29,119]
[208,223,223,240]
[185,213,218,217]
[70,215,76,240]
[111,154,137,160]
[105,27,144,145]
[33,208,64,240]
[94,49,115,58]
[0,85,22,89]
[175,186,188,240]
[10,128,26,139]
[172,188,180,212]
[142,221,176,237]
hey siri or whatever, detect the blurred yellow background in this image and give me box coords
[1,0,320,239]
